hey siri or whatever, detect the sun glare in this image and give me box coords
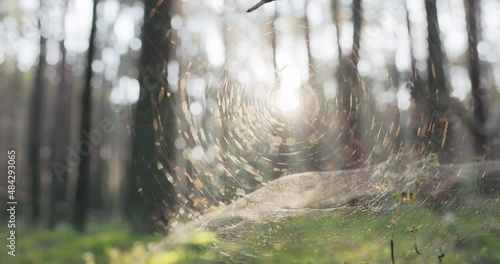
[276,89,300,113]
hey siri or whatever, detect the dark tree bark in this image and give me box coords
[423,0,453,159]
[464,0,499,194]
[73,0,98,232]
[220,0,232,162]
[29,3,47,225]
[89,84,109,211]
[425,0,449,110]
[49,4,71,228]
[303,3,315,83]
[464,0,489,155]
[422,0,479,165]
[334,0,367,169]
[350,0,362,68]
[404,0,422,100]
[332,0,343,62]
[345,0,364,134]
[302,0,325,171]
[124,0,176,233]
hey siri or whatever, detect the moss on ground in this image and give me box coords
[0,220,162,264]
[134,198,500,263]
[1,197,498,263]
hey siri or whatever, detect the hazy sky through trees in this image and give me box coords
[4,0,500,107]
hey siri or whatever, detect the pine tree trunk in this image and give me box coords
[74,0,98,232]
[125,0,176,233]
[29,3,47,224]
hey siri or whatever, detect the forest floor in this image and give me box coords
[2,202,498,263]
[0,219,162,264]
[3,159,499,263]
[129,160,500,264]
[136,197,500,264]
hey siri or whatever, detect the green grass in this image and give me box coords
[1,198,499,263]
[0,220,162,264]
[143,197,500,264]
[239,207,500,263]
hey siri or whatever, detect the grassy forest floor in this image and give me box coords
[0,219,163,264]
[0,197,499,263]
[142,198,500,264]
[3,158,497,264]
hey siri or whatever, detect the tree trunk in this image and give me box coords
[263,2,289,179]
[464,0,499,194]
[424,0,452,159]
[29,3,47,225]
[49,4,71,228]
[404,0,422,100]
[465,0,489,156]
[49,49,70,228]
[425,0,448,110]
[335,0,367,169]
[125,0,176,233]
[350,0,362,68]
[73,0,98,232]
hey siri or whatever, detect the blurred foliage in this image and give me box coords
[102,230,219,264]
[0,220,162,264]
[422,153,441,168]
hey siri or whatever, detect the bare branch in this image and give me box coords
[247,0,276,13]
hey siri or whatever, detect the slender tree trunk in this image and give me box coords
[270,3,287,179]
[332,0,342,62]
[89,86,107,211]
[425,0,448,111]
[425,0,453,160]
[50,46,70,228]
[404,0,421,100]
[464,0,499,194]
[49,3,70,228]
[404,0,432,159]
[465,0,488,156]
[125,0,176,232]
[221,0,233,176]
[343,0,363,99]
[74,0,98,232]
[349,0,367,163]
[30,3,47,224]
[350,0,362,68]
[336,0,366,169]
[303,3,314,83]
[302,1,324,171]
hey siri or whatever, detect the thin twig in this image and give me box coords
[247,0,276,13]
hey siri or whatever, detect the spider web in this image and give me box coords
[143,0,500,262]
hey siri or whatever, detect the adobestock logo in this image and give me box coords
[50,65,166,180]
[51,117,117,179]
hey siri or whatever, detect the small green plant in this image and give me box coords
[422,153,440,169]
